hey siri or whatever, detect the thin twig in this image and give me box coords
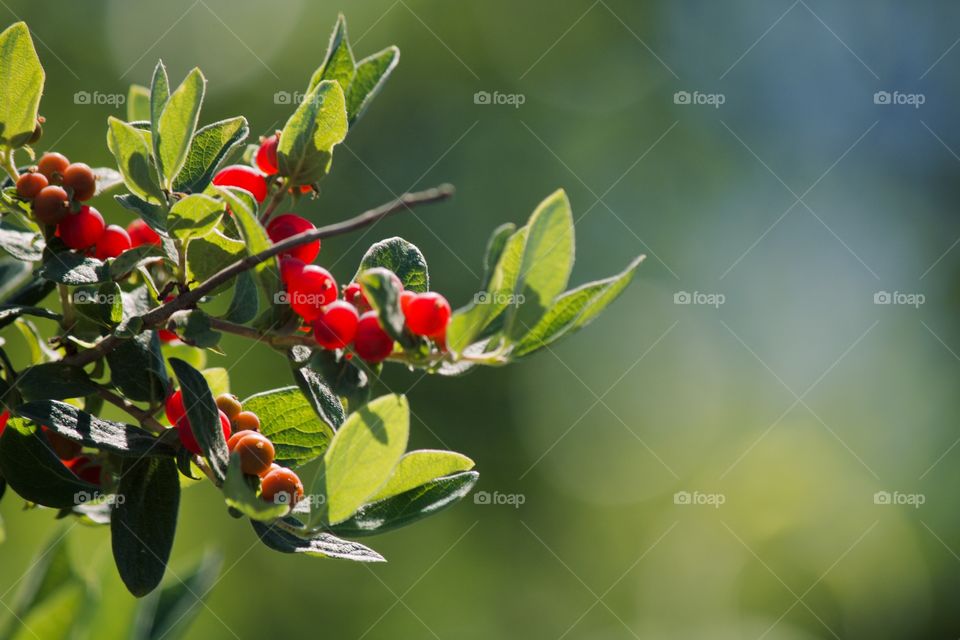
[97,387,166,434]
[208,317,316,348]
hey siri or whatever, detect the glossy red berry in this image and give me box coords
[288,265,338,321]
[37,152,69,181]
[354,311,394,363]
[165,389,186,426]
[176,410,231,456]
[266,214,319,263]
[65,456,102,485]
[260,467,304,505]
[403,292,451,337]
[212,165,267,203]
[279,257,305,284]
[344,282,370,312]
[256,134,279,175]
[313,301,359,349]
[58,205,105,250]
[0,410,8,436]
[232,432,275,476]
[158,329,179,343]
[16,171,47,200]
[94,224,132,260]
[32,185,69,225]
[399,290,416,317]
[62,162,97,201]
[127,219,161,247]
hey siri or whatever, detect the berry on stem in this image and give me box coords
[279,257,305,284]
[212,165,267,203]
[126,219,162,247]
[227,430,256,451]
[399,290,415,317]
[403,292,451,337]
[266,214,320,263]
[260,467,304,505]
[176,410,232,456]
[16,171,47,200]
[232,432,275,476]
[94,224,132,260]
[37,152,69,181]
[32,185,69,225]
[62,162,97,201]
[215,394,243,421]
[288,265,338,321]
[344,282,370,312]
[233,411,261,432]
[165,389,186,426]
[354,311,394,363]
[256,134,279,175]
[58,205,105,250]
[313,301,359,349]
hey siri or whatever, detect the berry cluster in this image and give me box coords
[15,152,161,257]
[164,391,304,506]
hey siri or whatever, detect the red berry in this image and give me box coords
[279,257,305,284]
[32,185,69,225]
[127,219,161,247]
[260,467,304,505]
[37,152,69,181]
[158,329,179,342]
[404,292,451,337]
[354,311,394,363]
[65,456,102,485]
[16,171,47,200]
[226,429,257,451]
[62,162,97,201]
[313,301,359,349]
[0,410,8,436]
[344,282,370,312]
[176,410,231,456]
[43,427,82,460]
[266,214,319,263]
[399,290,416,317]
[288,265,337,321]
[94,224,132,260]
[232,432,275,476]
[212,165,267,203]
[58,205,105,250]
[165,389,186,426]
[256,134,279,175]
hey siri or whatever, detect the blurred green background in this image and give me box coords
[3,0,960,637]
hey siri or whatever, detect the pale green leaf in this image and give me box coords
[369,449,474,502]
[156,68,205,187]
[0,23,44,148]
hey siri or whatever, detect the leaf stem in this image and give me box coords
[260,177,290,224]
[0,149,19,183]
[96,387,166,434]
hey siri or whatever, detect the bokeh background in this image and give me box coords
[2,0,960,637]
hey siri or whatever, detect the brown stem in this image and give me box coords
[208,317,316,349]
[97,387,166,434]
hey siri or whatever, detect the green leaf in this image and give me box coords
[107,331,170,404]
[0,304,60,324]
[107,116,164,203]
[277,80,348,184]
[18,363,98,401]
[242,386,335,468]
[169,358,228,482]
[307,15,355,94]
[0,258,31,298]
[320,394,409,524]
[127,84,151,121]
[482,222,516,290]
[290,366,345,429]
[0,23,44,149]
[149,60,170,157]
[15,400,176,457]
[346,46,399,124]
[302,349,370,413]
[329,471,478,537]
[223,270,259,324]
[112,456,180,597]
[223,454,289,521]
[10,583,85,640]
[515,256,644,357]
[0,419,100,509]
[201,367,230,397]
[0,220,43,261]
[503,189,575,341]
[186,228,244,291]
[355,237,429,292]
[370,449,474,501]
[116,193,168,234]
[109,243,163,279]
[73,282,123,327]
[167,193,223,240]
[156,68,206,187]
[167,309,221,349]
[251,518,384,562]
[146,551,222,640]
[93,166,125,196]
[173,116,248,193]
[358,267,408,347]
[38,251,109,285]
[215,186,282,310]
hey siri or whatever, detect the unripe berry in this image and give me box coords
[94,224,132,260]
[313,301,359,349]
[215,394,243,421]
[65,456,102,485]
[126,219,162,247]
[232,432,275,476]
[260,467,303,505]
[279,256,305,284]
[354,311,394,363]
[37,152,69,181]
[15,171,47,200]
[176,410,232,456]
[404,292,451,337]
[288,265,337,321]
[227,430,256,451]
[58,205,105,250]
[256,134,279,175]
[165,389,186,426]
[344,282,370,312]
[32,185,69,225]
[233,411,261,432]
[212,165,267,203]
[62,162,97,201]
[266,214,319,263]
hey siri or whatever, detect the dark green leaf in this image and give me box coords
[0,258,31,298]
[116,193,168,234]
[222,270,259,324]
[38,251,109,285]
[355,237,429,292]
[358,267,408,347]
[173,116,248,193]
[241,386,335,468]
[0,220,43,261]
[345,46,399,124]
[18,363,98,401]
[0,304,60,323]
[291,366,345,429]
[252,518,384,562]
[107,331,170,404]
[112,456,180,597]
[0,23,45,149]
[304,349,370,412]
[169,358,228,482]
[109,244,163,279]
[167,309,221,348]
[73,282,123,327]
